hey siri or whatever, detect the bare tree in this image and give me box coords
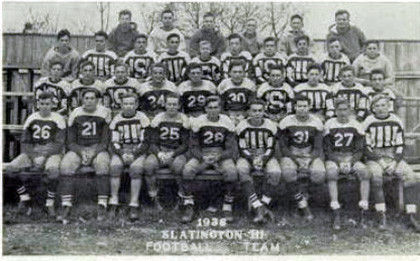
[97,2,111,32]
[24,8,59,33]
[260,2,292,40]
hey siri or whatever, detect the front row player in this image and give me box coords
[365,95,420,232]
[6,92,66,218]
[59,89,112,224]
[324,98,370,230]
[182,96,238,223]
[236,100,281,224]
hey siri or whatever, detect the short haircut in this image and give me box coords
[371,94,390,107]
[199,40,211,48]
[165,92,180,102]
[203,12,215,19]
[228,61,245,72]
[114,62,129,71]
[119,9,132,19]
[50,61,63,69]
[307,63,322,73]
[334,98,350,109]
[80,60,96,70]
[365,39,380,48]
[186,62,202,74]
[327,36,341,45]
[121,92,138,102]
[370,69,385,79]
[246,18,257,24]
[134,34,148,42]
[294,34,310,45]
[167,33,180,42]
[335,9,350,18]
[205,95,221,107]
[228,33,242,42]
[161,9,174,17]
[94,30,108,40]
[38,92,54,100]
[249,99,266,108]
[264,37,277,45]
[339,65,355,75]
[269,65,284,73]
[81,88,101,98]
[294,94,311,105]
[290,14,303,22]
[57,29,71,40]
[151,63,167,73]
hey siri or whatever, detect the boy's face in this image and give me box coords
[162,13,174,27]
[328,40,341,55]
[152,67,166,83]
[119,14,131,25]
[115,66,128,81]
[38,98,53,115]
[296,39,308,53]
[165,97,179,115]
[206,101,220,118]
[249,104,264,121]
[307,69,320,84]
[95,35,107,52]
[167,36,180,51]
[373,99,389,118]
[203,16,215,30]
[336,103,350,121]
[335,13,349,29]
[83,92,98,110]
[340,70,355,85]
[58,35,70,49]
[291,18,303,31]
[188,68,202,83]
[245,20,257,34]
[295,100,309,117]
[229,38,241,54]
[199,44,212,58]
[365,43,379,59]
[121,97,137,114]
[371,73,385,91]
[269,69,283,86]
[229,65,245,83]
[264,41,276,56]
[134,37,147,52]
[50,64,63,79]
[82,65,95,80]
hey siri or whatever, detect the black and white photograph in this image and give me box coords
[2,1,420,257]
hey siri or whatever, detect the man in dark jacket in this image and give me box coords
[108,10,140,57]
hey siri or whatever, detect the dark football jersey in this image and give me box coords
[34,77,71,115]
[23,112,66,146]
[319,53,350,84]
[81,50,118,80]
[286,53,317,85]
[178,80,217,115]
[138,80,178,116]
[279,114,323,150]
[294,83,334,114]
[104,77,142,111]
[253,52,288,84]
[69,79,105,111]
[68,105,111,146]
[190,114,235,149]
[110,111,150,146]
[257,82,294,115]
[324,118,364,153]
[158,51,190,83]
[220,51,253,79]
[217,78,256,112]
[150,112,190,150]
[123,50,157,80]
[190,56,222,84]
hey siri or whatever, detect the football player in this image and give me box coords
[59,89,112,224]
[221,33,254,80]
[123,34,157,83]
[138,63,178,117]
[319,37,350,85]
[6,92,66,219]
[324,98,369,230]
[104,63,142,115]
[81,31,118,81]
[294,63,335,121]
[181,96,238,223]
[236,100,280,224]
[253,37,288,85]
[158,33,190,85]
[178,63,217,117]
[364,95,420,232]
[190,40,222,84]
[34,61,71,116]
[144,94,190,209]
[108,93,150,221]
[217,61,257,125]
[69,61,106,111]
[279,95,325,221]
[257,65,294,123]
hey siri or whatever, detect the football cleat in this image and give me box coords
[408,214,420,233]
[223,210,234,223]
[108,205,117,220]
[16,201,32,216]
[151,197,164,212]
[205,206,218,214]
[332,210,341,230]
[97,205,107,222]
[46,205,56,220]
[360,210,367,229]
[253,205,274,224]
[181,205,194,223]
[57,206,71,225]
[377,212,387,231]
[299,207,314,222]
[129,207,139,221]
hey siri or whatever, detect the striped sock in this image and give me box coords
[61,195,73,207]
[17,186,30,201]
[98,195,108,208]
[250,193,263,209]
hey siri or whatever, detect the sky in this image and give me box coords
[2,1,420,40]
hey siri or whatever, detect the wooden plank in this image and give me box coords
[2,92,34,96]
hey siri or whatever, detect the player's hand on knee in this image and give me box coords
[253,157,263,171]
[384,160,397,175]
[339,162,351,175]
[122,153,135,165]
[33,156,46,168]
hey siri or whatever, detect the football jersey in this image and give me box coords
[257,82,294,115]
[279,114,323,152]
[319,53,350,84]
[110,111,150,146]
[236,118,278,157]
[363,113,404,157]
[190,114,235,149]
[68,105,112,146]
[104,77,142,111]
[138,80,178,116]
[331,82,370,119]
[69,79,106,111]
[286,53,317,85]
[178,80,217,115]
[123,50,157,80]
[150,112,190,150]
[294,83,334,114]
[190,56,222,84]
[366,87,396,113]
[217,78,256,112]
[23,111,66,146]
[81,49,118,80]
[34,77,71,115]
[158,51,190,83]
[253,52,288,84]
[220,51,253,79]
[324,118,364,153]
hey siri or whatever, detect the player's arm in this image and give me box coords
[254,59,265,84]
[364,129,380,161]
[238,134,254,162]
[325,92,335,119]
[172,127,189,157]
[323,133,334,161]
[134,128,150,156]
[310,131,323,159]
[148,126,160,155]
[111,129,123,156]
[394,126,405,162]
[260,134,275,165]
[285,62,296,87]
[219,132,238,161]
[190,131,203,160]
[67,123,84,155]
[20,129,35,157]
[278,129,293,158]
[356,95,369,121]
[352,133,365,163]
[92,124,109,155]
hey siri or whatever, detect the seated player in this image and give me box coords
[138,63,178,118]
[182,96,238,223]
[81,31,118,81]
[190,40,222,85]
[354,40,394,87]
[69,61,106,111]
[123,34,157,83]
[257,65,294,123]
[34,61,71,116]
[178,63,217,118]
[286,35,317,87]
[6,92,66,219]
[253,37,288,85]
[279,95,325,221]
[294,63,335,121]
[221,34,254,80]
[331,65,370,121]
[364,95,420,232]
[319,37,350,85]
[217,61,257,125]
[367,69,399,114]
[108,93,150,221]
[158,33,191,85]
[144,94,190,210]
[324,98,369,230]
[59,89,112,224]
[104,63,142,115]
[236,100,280,224]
